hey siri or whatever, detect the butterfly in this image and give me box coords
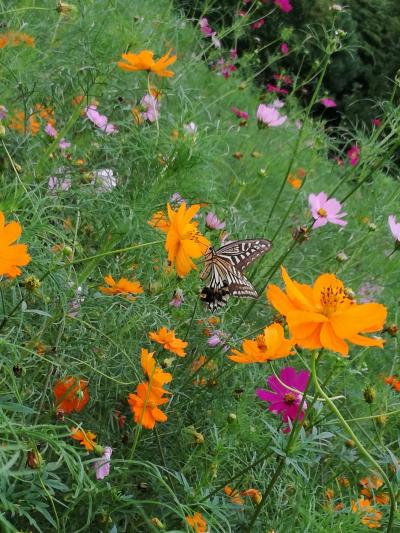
[200,239,272,312]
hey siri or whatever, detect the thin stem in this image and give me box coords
[311,351,396,532]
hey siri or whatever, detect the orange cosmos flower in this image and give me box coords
[360,476,389,505]
[148,210,170,233]
[117,49,177,77]
[224,485,244,505]
[70,428,97,451]
[127,382,168,429]
[165,202,210,278]
[267,267,387,356]
[99,274,144,298]
[141,348,172,391]
[9,111,41,135]
[149,326,188,357]
[53,376,89,413]
[229,322,295,363]
[0,212,31,278]
[241,488,262,504]
[185,512,208,532]
[351,498,382,529]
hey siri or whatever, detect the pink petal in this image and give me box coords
[312,217,328,229]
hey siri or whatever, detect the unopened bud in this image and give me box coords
[0,124,5,136]
[27,449,43,469]
[21,275,41,291]
[258,168,267,177]
[376,414,388,427]
[336,251,349,262]
[56,2,77,14]
[228,413,237,423]
[384,324,398,337]
[368,222,377,232]
[151,518,165,529]
[345,439,355,448]
[363,385,376,404]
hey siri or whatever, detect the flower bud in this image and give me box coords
[151,518,166,529]
[345,439,355,448]
[336,251,349,262]
[363,385,376,404]
[258,168,267,177]
[21,275,41,291]
[56,2,77,14]
[384,324,398,337]
[376,414,387,427]
[27,449,43,469]
[368,222,377,232]
[227,413,237,423]
[0,124,5,137]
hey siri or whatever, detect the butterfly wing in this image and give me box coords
[214,239,272,272]
[224,269,259,298]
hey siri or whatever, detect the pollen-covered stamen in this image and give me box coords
[317,207,328,217]
[320,284,348,315]
[283,392,296,405]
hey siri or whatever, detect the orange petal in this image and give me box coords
[281,266,315,311]
[266,284,297,315]
[346,334,384,349]
[331,303,387,338]
[320,322,349,356]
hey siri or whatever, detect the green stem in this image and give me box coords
[311,351,396,532]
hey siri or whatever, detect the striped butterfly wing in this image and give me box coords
[213,239,272,273]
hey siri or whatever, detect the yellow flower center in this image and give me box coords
[283,392,296,405]
[317,208,328,217]
[320,285,346,316]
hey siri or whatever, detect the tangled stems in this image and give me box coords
[310,351,397,532]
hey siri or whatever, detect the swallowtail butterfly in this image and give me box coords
[200,239,272,312]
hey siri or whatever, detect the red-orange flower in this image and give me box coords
[53,376,89,413]
[118,49,177,77]
[351,498,382,529]
[165,202,210,277]
[70,428,97,451]
[99,274,144,298]
[0,211,31,278]
[224,485,244,505]
[360,476,389,505]
[185,512,208,532]
[241,488,262,504]
[149,327,188,357]
[229,323,295,363]
[128,382,168,429]
[267,267,387,356]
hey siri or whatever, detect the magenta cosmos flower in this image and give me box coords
[85,104,118,134]
[320,98,336,108]
[231,107,249,120]
[347,145,360,166]
[93,446,112,480]
[308,192,347,229]
[280,42,289,55]
[275,0,293,13]
[256,104,287,127]
[388,215,400,242]
[257,367,309,431]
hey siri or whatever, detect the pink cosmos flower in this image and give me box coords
[206,212,226,230]
[320,98,337,108]
[140,94,160,123]
[372,118,382,127]
[308,192,347,229]
[216,58,237,79]
[170,192,186,207]
[45,122,58,137]
[388,215,400,242]
[252,19,265,30]
[85,104,118,134]
[358,281,383,304]
[295,119,302,129]
[257,367,309,432]
[231,107,249,120]
[91,169,117,192]
[169,288,184,308]
[230,48,238,59]
[272,99,285,109]
[48,175,72,193]
[59,138,71,150]
[266,83,289,95]
[256,104,287,127]
[0,105,7,120]
[94,446,112,480]
[280,42,289,55]
[184,122,197,136]
[199,18,221,48]
[275,0,293,13]
[347,145,360,166]
[208,331,223,348]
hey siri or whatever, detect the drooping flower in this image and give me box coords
[85,104,118,134]
[184,122,197,136]
[185,512,208,532]
[91,168,117,192]
[231,107,249,120]
[229,323,295,363]
[169,288,184,308]
[149,326,188,357]
[94,446,112,480]
[118,49,177,78]
[308,192,347,229]
[252,18,265,30]
[275,0,293,13]
[128,382,168,429]
[241,488,262,504]
[351,498,382,529]
[0,212,31,278]
[388,215,400,242]
[199,17,214,37]
[48,175,72,193]
[70,428,97,451]
[266,83,289,95]
[267,267,387,356]
[347,145,360,166]
[140,94,160,123]
[320,97,337,108]
[256,104,287,127]
[205,212,225,230]
[53,376,89,413]
[256,366,310,430]
[99,275,144,298]
[165,202,210,278]
[224,485,244,505]
[280,42,289,55]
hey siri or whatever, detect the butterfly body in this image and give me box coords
[200,239,272,311]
